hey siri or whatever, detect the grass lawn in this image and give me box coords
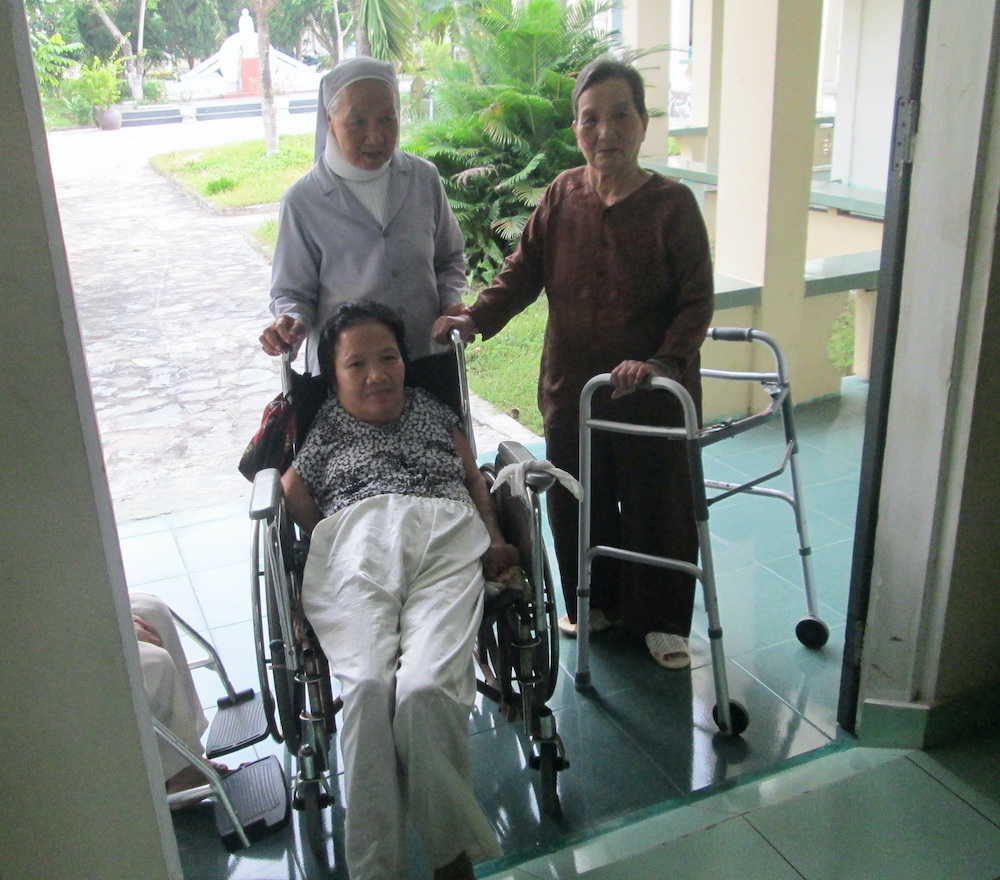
[150,133,315,208]
[463,295,547,435]
[149,137,853,439]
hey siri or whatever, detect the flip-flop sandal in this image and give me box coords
[645,632,690,669]
[557,609,615,638]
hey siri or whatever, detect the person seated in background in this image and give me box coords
[280,300,517,880]
[130,592,227,803]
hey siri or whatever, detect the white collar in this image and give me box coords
[323,135,392,182]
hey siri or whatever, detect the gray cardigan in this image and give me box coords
[270,149,466,369]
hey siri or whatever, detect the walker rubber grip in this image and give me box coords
[707,327,755,342]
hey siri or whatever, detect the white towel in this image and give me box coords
[490,459,584,501]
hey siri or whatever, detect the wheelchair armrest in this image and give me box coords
[249,468,282,520]
[496,440,556,494]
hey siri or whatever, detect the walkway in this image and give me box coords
[46,114,536,524]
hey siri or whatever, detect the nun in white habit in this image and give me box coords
[261,57,466,372]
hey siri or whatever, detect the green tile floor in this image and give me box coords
[118,376,1000,878]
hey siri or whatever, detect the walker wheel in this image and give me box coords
[795,616,830,649]
[712,700,749,736]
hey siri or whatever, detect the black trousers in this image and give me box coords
[545,417,698,638]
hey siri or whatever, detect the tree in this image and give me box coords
[310,0,349,65]
[157,0,221,68]
[251,0,280,154]
[403,0,623,284]
[266,0,312,57]
[30,31,84,96]
[25,0,84,46]
[87,0,145,97]
[351,0,415,62]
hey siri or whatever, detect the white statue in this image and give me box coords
[238,9,257,57]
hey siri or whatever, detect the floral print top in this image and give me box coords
[294,387,472,518]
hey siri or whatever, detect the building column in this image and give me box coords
[622,0,672,158]
[690,0,724,166]
[1,2,179,877]
[712,0,836,403]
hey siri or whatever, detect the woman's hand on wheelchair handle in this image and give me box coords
[432,312,478,345]
[260,315,307,356]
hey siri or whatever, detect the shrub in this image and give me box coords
[142,78,167,103]
[828,301,856,375]
[63,53,124,123]
[403,0,625,287]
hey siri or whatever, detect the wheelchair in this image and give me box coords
[243,334,567,861]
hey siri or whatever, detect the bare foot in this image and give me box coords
[433,851,475,880]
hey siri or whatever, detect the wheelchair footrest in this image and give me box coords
[215,755,290,851]
[206,689,269,758]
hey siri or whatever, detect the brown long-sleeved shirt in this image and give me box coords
[470,167,715,430]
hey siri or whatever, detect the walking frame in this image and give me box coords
[575,327,831,738]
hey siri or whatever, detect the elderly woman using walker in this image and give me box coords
[434,56,715,671]
[260,57,466,370]
[281,301,515,880]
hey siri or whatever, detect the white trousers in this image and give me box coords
[302,494,502,879]
[130,592,208,781]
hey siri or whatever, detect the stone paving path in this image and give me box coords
[46,114,537,524]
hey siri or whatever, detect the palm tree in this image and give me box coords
[404,0,622,285]
[351,0,415,62]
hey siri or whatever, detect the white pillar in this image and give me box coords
[690,0,725,166]
[622,0,672,158]
[817,0,844,115]
[0,2,179,877]
[713,0,833,400]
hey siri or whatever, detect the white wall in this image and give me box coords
[0,1,179,876]
[830,0,904,189]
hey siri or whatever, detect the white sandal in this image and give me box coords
[645,632,690,669]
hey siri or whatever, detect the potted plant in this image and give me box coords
[69,55,125,130]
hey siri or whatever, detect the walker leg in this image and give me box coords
[783,405,830,649]
[696,519,749,737]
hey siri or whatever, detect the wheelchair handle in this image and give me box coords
[280,350,294,396]
[449,328,476,457]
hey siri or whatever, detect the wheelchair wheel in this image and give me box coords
[536,556,560,704]
[302,780,330,862]
[267,568,304,755]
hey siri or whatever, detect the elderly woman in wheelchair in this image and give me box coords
[277,300,516,880]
